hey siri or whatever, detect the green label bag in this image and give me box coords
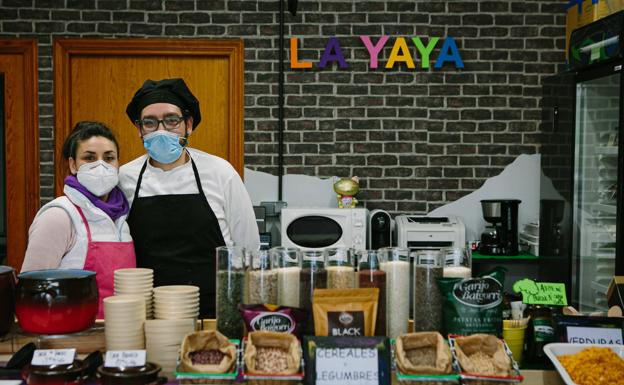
[437,267,506,336]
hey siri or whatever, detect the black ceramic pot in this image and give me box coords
[22,359,89,385]
[0,265,16,337]
[97,363,165,385]
[15,269,98,334]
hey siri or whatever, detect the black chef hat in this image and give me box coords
[126,78,201,130]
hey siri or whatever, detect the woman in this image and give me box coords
[22,121,135,317]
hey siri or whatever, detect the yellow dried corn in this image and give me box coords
[558,347,624,385]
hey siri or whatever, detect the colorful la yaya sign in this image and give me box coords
[291,36,464,70]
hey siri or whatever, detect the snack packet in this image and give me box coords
[437,267,506,336]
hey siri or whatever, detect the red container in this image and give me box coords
[22,360,89,385]
[0,265,16,337]
[16,269,98,334]
[97,363,164,385]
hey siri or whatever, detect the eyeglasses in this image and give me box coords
[137,115,185,133]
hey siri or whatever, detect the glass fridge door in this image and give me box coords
[572,72,620,312]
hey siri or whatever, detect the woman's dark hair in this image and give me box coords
[61,121,120,160]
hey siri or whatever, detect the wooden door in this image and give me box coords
[0,39,40,270]
[53,38,244,195]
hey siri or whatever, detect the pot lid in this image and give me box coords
[18,269,96,281]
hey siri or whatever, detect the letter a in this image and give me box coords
[319,37,348,69]
[434,37,465,69]
[386,37,415,69]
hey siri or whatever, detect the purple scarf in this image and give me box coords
[64,175,130,221]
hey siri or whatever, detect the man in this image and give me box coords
[120,78,260,318]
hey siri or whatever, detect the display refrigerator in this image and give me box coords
[540,11,624,312]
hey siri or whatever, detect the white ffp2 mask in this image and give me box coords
[77,160,119,197]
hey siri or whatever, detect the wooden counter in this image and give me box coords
[1,320,566,384]
[0,323,106,356]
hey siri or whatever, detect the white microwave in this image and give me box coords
[280,208,368,251]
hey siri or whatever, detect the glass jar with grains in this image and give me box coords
[413,249,444,332]
[379,247,410,339]
[300,250,326,334]
[216,246,246,339]
[325,247,355,289]
[357,250,386,336]
[442,247,472,279]
[245,249,277,305]
[271,247,302,308]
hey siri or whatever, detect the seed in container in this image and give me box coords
[179,330,237,373]
[189,349,225,365]
[244,331,302,375]
[255,347,289,373]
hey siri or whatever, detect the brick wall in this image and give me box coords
[0,0,567,213]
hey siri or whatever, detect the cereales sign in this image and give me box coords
[291,36,464,70]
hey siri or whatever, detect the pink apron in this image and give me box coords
[74,204,136,318]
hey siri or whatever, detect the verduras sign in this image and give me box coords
[291,36,464,70]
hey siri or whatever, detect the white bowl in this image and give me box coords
[114,275,153,281]
[153,285,199,294]
[106,336,145,345]
[114,268,153,275]
[104,294,146,305]
[544,343,624,385]
[114,290,153,298]
[154,311,199,319]
[107,341,145,350]
[154,303,198,310]
[153,310,198,317]
[113,278,153,284]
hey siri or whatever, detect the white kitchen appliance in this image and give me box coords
[280,207,368,251]
[395,215,466,251]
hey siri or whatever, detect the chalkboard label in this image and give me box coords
[303,336,390,385]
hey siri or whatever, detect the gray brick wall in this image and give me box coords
[0,0,567,213]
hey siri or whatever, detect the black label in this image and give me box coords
[250,312,295,333]
[328,311,364,336]
[453,277,503,309]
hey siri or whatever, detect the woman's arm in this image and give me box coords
[21,207,76,272]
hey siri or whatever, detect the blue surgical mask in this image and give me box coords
[143,131,184,164]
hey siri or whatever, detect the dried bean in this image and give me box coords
[190,349,224,365]
[254,347,289,373]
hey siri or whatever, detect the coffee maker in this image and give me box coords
[479,199,521,256]
[539,199,564,256]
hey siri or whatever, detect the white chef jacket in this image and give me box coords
[119,148,260,251]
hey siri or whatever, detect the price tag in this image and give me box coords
[567,326,623,345]
[512,279,568,306]
[31,349,76,366]
[316,348,379,385]
[104,350,146,368]
[591,46,600,62]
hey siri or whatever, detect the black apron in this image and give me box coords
[127,156,226,318]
